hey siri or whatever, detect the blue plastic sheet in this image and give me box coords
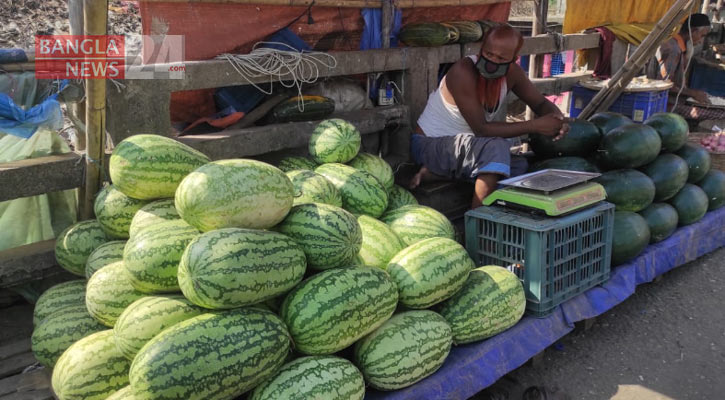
[0,80,66,139]
[367,207,725,400]
[360,7,402,50]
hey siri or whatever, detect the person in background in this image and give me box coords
[409,25,569,209]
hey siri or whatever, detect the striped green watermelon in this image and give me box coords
[85,261,145,327]
[354,310,452,390]
[387,237,473,309]
[113,295,204,360]
[380,205,455,246]
[436,266,525,344]
[85,240,126,279]
[123,219,198,293]
[129,308,290,400]
[109,134,210,200]
[276,203,362,270]
[128,199,179,238]
[315,163,389,217]
[281,266,398,355]
[308,119,361,163]
[355,215,405,269]
[31,304,106,368]
[175,159,294,232]
[33,280,86,326]
[348,152,394,191]
[55,220,109,276]
[52,330,131,400]
[94,185,150,239]
[250,356,365,400]
[277,156,318,172]
[386,184,418,213]
[286,169,343,207]
[178,228,306,309]
[106,387,138,400]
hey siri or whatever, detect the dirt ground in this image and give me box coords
[473,246,725,400]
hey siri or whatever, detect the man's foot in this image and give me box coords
[409,166,428,190]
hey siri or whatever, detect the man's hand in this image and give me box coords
[692,90,711,104]
[530,114,565,139]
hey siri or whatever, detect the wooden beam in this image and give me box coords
[136,0,527,7]
[462,33,600,56]
[178,106,408,160]
[0,154,84,202]
[530,71,592,95]
[0,240,65,288]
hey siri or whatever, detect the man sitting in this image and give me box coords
[410,25,569,209]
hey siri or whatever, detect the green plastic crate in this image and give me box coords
[464,202,614,317]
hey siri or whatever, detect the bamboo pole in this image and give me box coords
[526,0,548,120]
[137,0,527,6]
[577,0,697,120]
[69,0,87,151]
[79,0,108,220]
[381,0,393,49]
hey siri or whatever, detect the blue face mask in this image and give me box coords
[475,54,511,79]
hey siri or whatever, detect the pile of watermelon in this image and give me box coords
[34,119,528,400]
[530,112,725,266]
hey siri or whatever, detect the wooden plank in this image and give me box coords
[178,106,408,160]
[530,71,592,95]
[0,341,31,361]
[0,369,50,398]
[463,33,600,57]
[0,154,84,202]
[136,0,527,6]
[2,390,54,400]
[0,353,36,379]
[0,240,63,289]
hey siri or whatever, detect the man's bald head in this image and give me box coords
[480,25,524,63]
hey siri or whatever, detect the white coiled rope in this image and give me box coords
[216,42,338,111]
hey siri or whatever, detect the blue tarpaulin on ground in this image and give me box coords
[366,207,725,400]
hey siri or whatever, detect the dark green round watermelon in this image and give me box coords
[588,112,632,134]
[697,170,725,210]
[669,184,709,226]
[599,124,662,169]
[529,120,601,158]
[595,169,655,212]
[530,156,600,173]
[676,144,712,183]
[643,112,689,152]
[611,211,650,266]
[638,203,678,243]
[640,154,689,201]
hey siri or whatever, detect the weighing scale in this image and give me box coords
[482,169,606,216]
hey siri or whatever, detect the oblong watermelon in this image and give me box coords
[176,159,294,232]
[612,211,651,266]
[55,220,109,276]
[31,304,106,368]
[85,240,126,279]
[276,203,362,270]
[33,280,86,327]
[387,237,473,309]
[599,124,662,168]
[529,120,601,158]
[308,119,361,163]
[386,184,418,213]
[249,356,365,400]
[93,185,149,239]
[436,266,525,343]
[348,152,394,191]
[356,215,405,269]
[128,199,179,238]
[644,112,689,152]
[123,219,198,293]
[281,266,398,355]
[588,112,632,134]
[113,295,204,360]
[669,184,709,226]
[698,170,725,210]
[354,310,452,390]
[530,156,600,173]
[640,153,689,201]
[85,261,145,327]
[52,330,130,400]
[639,203,679,243]
[316,163,389,217]
[130,308,290,400]
[595,169,655,212]
[380,205,455,246]
[178,228,307,309]
[277,156,318,172]
[286,169,342,207]
[109,134,210,200]
[676,143,712,183]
